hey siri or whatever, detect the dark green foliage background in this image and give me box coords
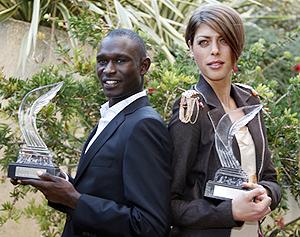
[0,2,300,236]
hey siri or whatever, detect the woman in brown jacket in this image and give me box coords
[169,3,281,237]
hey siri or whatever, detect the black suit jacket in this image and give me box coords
[54,96,172,237]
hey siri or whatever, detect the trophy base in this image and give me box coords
[204,180,249,200]
[7,162,60,180]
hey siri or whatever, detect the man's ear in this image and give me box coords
[140,57,151,76]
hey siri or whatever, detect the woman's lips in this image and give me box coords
[207,60,224,69]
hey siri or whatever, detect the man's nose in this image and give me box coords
[103,61,116,74]
[211,41,220,55]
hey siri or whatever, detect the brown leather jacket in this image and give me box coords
[168,76,281,237]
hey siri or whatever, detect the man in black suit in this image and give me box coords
[21,29,172,237]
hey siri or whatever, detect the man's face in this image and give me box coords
[96,36,145,106]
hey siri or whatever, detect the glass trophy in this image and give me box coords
[204,104,263,200]
[7,82,64,180]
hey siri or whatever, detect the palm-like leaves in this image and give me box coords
[0,0,299,71]
[0,2,20,21]
[0,0,196,65]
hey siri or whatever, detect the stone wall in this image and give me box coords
[0,19,71,79]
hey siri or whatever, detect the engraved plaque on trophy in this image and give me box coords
[7,82,64,180]
[204,104,263,200]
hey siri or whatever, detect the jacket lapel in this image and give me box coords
[247,115,263,174]
[74,113,125,183]
[76,126,97,170]
[74,96,150,183]
[194,76,224,130]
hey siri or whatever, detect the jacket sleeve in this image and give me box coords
[169,99,241,229]
[257,110,281,210]
[70,118,172,237]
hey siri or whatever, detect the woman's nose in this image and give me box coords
[211,41,220,55]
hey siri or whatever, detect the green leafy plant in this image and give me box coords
[0,67,105,233]
[0,1,299,236]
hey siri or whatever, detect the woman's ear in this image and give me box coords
[188,40,193,50]
[140,57,151,76]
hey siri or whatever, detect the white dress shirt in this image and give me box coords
[84,90,147,153]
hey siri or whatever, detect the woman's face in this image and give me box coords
[189,23,234,83]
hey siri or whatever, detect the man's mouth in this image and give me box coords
[103,79,120,86]
[105,80,119,85]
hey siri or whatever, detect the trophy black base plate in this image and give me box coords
[7,162,60,180]
[204,180,249,200]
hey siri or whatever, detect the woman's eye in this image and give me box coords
[220,38,227,45]
[199,40,209,47]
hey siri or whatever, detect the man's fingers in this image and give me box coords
[21,178,42,186]
[10,178,21,185]
[38,172,57,181]
[21,172,63,188]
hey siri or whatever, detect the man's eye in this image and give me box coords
[98,59,107,65]
[115,58,126,64]
[199,40,209,47]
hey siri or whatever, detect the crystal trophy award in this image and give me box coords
[204,104,263,200]
[7,82,64,180]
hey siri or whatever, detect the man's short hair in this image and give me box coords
[105,29,147,58]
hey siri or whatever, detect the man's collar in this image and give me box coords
[100,90,147,118]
